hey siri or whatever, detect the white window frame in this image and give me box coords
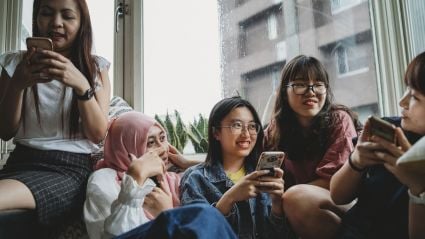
[369,0,411,116]
[114,0,144,112]
[0,0,22,53]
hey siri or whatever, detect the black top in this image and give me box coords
[337,117,422,239]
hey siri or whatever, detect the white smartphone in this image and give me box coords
[255,151,285,176]
[26,37,53,51]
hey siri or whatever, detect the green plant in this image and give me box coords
[155,110,187,152]
[186,114,208,153]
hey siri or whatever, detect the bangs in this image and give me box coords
[288,57,328,84]
[404,54,425,94]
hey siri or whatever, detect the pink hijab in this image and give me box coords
[95,111,181,209]
[96,111,156,174]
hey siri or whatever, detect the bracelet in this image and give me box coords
[408,189,425,205]
[348,152,365,173]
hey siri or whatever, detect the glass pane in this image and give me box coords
[20,0,115,91]
[406,0,425,56]
[218,0,379,124]
[143,1,221,127]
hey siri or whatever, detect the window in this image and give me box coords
[220,0,378,123]
[143,0,221,125]
[331,0,366,15]
[335,45,348,74]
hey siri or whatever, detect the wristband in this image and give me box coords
[348,152,365,173]
[408,189,425,205]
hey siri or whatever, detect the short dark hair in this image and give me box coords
[404,51,425,94]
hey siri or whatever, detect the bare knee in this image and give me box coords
[283,184,341,239]
[0,179,36,210]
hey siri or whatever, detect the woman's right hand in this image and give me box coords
[224,170,270,202]
[216,170,270,215]
[350,120,387,169]
[127,148,166,185]
[12,48,52,91]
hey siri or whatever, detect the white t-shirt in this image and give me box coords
[0,51,110,153]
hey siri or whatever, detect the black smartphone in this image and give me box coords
[255,151,285,176]
[369,115,396,143]
[26,37,53,51]
[150,176,159,186]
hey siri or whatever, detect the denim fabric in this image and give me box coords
[180,162,285,239]
[114,203,237,239]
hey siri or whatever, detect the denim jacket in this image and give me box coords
[180,162,286,239]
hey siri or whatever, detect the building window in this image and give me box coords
[331,0,365,15]
[239,5,284,57]
[336,46,348,74]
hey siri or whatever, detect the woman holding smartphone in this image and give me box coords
[330,51,425,239]
[180,96,286,239]
[264,55,362,239]
[0,0,110,226]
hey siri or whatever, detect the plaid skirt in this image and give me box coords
[0,144,93,225]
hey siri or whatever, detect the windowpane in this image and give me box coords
[143,1,221,124]
[219,0,379,123]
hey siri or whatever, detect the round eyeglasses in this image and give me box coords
[286,83,327,95]
[216,121,261,135]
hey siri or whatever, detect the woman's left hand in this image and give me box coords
[167,144,185,167]
[373,128,425,194]
[257,168,284,215]
[36,49,91,93]
[143,179,173,218]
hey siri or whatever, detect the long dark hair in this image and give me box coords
[205,96,264,169]
[266,55,362,161]
[405,51,425,94]
[24,0,98,136]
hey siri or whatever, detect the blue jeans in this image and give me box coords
[114,203,237,239]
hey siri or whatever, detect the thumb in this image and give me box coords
[395,127,411,151]
[159,177,172,195]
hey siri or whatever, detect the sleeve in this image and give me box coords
[179,167,239,229]
[316,111,357,179]
[93,55,111,91]
[264,213,287,239]
[0,51,25,78]
[83,169,156,239]
[84,170,119,239]
[103,174,156,237]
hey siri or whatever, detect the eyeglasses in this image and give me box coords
[286,83,327,95]
[217,121,261,135]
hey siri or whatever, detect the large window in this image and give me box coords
[220,0,378,123]
[143,0,221,124]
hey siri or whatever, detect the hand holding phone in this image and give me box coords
[368,116,396,144]
[26,37,53,51]
[255,151,285,176]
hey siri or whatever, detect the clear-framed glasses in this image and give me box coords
[217,121,261,135]
[286,83,327,95]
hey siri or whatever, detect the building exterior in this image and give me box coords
[218,0,378,124]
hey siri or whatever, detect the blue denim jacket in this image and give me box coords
[180,161,286,239]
